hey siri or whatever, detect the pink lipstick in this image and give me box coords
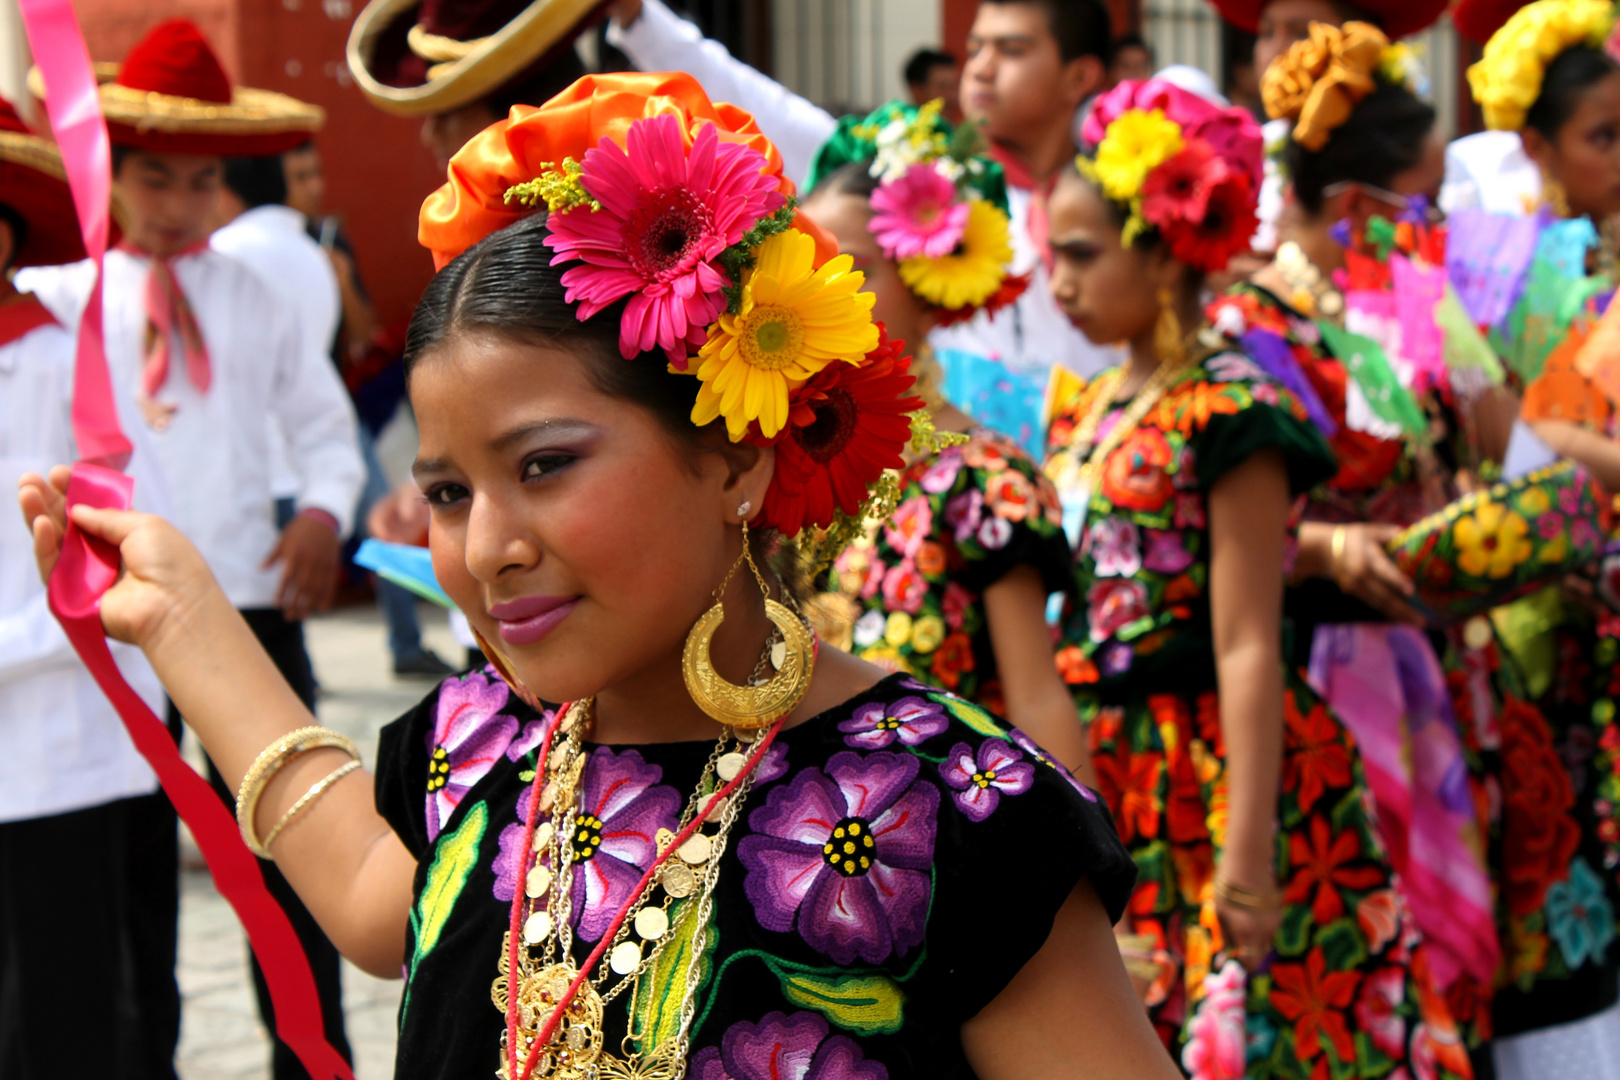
[488,595,579,646]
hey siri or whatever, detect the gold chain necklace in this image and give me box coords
[1273,240,1343,321]
[495,638,782,1080]
[1045,350,1199,545]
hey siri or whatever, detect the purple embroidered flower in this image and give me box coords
[1142,528,1194,575]
[755,741,791,786]
[944,488,984,543]
[492,780,539,902]
[1099,640,1135,676]
[740,751,938,964]
[690,1011,888,1080]
[1011,728,1101,802]
[977,515,1013,550]
[918,447,964,494]
[506,715,553,762]
[939,739,1035,821]
[425,670,518,842]
[1091,518,1142,577]
[838,696,948,750]
[566,747,684,940]
[1173,492,1205,529]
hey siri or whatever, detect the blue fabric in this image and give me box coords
[937,349,1046,459]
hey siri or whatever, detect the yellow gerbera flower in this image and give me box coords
[1093,108,1184,203]
[1454,501,1532,579]
[898,200,1013,310]
[693,229,878,440]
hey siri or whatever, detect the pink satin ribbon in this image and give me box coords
[19,1,351,1076]
[116,239,213,398]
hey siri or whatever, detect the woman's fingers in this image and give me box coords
[67,502,146,546]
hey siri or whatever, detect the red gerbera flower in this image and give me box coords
[1158,168,1257,274]
[931,271,1031,328]
[1142,142,1227,231]
[755,324,923,536]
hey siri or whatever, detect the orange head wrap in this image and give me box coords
[1262,22,1390,152]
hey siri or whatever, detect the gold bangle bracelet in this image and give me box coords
[260,759,362,855]
[1213,876,1283,911]
[1329,525,1348,578]
[236,726,360,859]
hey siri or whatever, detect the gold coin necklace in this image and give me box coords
[495,698,784,1080]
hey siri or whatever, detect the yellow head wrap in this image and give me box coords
[1262,21,1390,152]
[1467,0,1616,131]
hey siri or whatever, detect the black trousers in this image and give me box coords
[200,608,352,1080]
[0,786,179,1080]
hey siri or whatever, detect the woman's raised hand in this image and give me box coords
[1330,522,1424,625]
[18,467,220,648]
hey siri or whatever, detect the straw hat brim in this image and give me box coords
[0,131,107,266]
[347,0,605,117]
[28,64,324,156]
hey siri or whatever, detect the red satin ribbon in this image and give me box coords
[116,239,213,398]
[19,1,352,1076]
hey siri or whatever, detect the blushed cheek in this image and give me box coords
[429,524,488,635]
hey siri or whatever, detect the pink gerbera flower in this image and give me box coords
[868,163,970,260]
[544,114,784,364]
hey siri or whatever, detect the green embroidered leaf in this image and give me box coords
[767,962,905,1035]
[937,695,1004,739]
[411,802,487,967]
[630,899,716,1052]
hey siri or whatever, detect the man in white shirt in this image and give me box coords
[0,96,176,1078]
[606,0,1123,427]
[18,20,362,1080]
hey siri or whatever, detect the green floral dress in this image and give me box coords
[821,428,1071,714]
[1045,349,1475,1080]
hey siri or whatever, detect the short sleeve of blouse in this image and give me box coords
[913,699,1137,1024]
[950,435,1073,598]
[375,687,441,860]
[1189,354,1337,495]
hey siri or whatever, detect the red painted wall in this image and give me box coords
[69,0,440,331]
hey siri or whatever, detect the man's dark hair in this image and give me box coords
[223,154,289,209]
[981,0,1111,63]
[1109,33,1152,65]
[904,48,956,88]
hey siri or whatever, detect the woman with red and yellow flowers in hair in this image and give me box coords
[20,74,1177,1080]
[1043,76,1474,1078]
[796,102,1090,777]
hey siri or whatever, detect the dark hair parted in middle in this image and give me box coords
[1525,44,1620,141]
[404,211,711,454]
[1285,83,1437,216]
[981,0,1112,63]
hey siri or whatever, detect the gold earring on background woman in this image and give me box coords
[681,520,815,730]
[1154,285,1186,366]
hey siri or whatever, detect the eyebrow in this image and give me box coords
[967,33,1039,47]
[413,418,599,477]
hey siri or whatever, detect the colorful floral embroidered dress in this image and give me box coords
[375,667,1135,1080]
[1045,350,1475,1079]
[821,428,1070,713]
[1213,284,1501,1042]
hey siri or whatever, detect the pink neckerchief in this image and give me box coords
[989,144,1061,276]
[116,239,212,398]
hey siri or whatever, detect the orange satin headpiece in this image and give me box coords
[419,71,835,271]
[1262,22,1388,153]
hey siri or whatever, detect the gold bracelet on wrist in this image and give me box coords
[260,759,362,855]
[1214,876,1283,911]
[236,726,361,859]
[1329,525,1348,582]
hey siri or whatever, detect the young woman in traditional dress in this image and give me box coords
[1043,76,1474,1077]
[19,74,1175,1080]
[797,104,1087,774]
[1455,2,1620,1071]
[1214,25,1502,1055]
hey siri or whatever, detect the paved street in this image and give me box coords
[176,602,463,1080]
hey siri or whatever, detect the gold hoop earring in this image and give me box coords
[682,522,815,730]
[1154,285,1185,365]
[1541,168,1572,218]
[471,628,547,712]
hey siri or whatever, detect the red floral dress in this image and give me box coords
[1045,350,1474,1080]
[821,428,1071,714]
